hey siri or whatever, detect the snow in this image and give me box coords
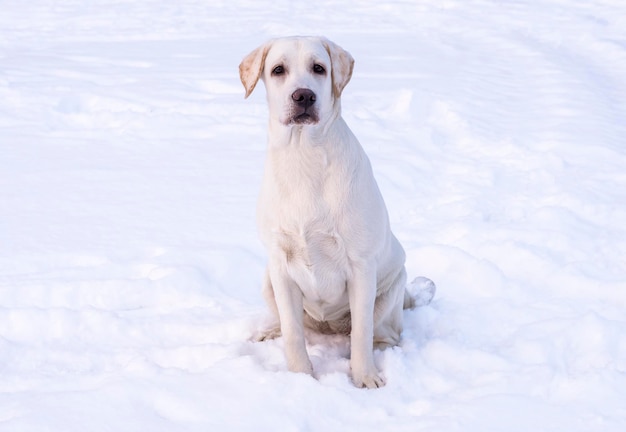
[1,0,625,430]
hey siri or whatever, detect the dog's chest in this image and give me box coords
[265,143,348,221]
[278,227,351,321]
[264,145,353,321]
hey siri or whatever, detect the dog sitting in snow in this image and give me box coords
[239,36,433,388]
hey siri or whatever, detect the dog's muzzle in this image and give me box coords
[289,88,319,125]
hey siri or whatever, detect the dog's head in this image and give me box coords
[239,36,354,127]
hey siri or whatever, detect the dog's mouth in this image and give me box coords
[287,108,319,125]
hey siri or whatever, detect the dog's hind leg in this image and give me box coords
[251,268,282,342]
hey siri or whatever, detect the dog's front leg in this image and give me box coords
[269,262,313,375]
[348,263,385,388]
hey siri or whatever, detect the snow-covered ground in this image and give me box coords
[1,1,626,430]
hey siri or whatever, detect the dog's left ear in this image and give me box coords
[322,38,355,98]
[239,41,271,98]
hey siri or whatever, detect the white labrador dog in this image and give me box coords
[240,36,432,388]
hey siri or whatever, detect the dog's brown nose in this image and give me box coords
[292,88,316,109]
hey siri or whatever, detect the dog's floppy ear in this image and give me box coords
[239,41,271,99]
[322,38,355,98]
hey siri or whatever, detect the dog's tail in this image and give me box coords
[403,276,436,309]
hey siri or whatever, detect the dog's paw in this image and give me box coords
[352,369,386,389]
[288,358,314,376]
[250,326,282,342]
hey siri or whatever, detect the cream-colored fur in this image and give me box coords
[240,36,409,388]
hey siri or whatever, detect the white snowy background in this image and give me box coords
[1,0,625,430]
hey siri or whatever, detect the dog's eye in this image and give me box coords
[312,64,326,75]
[272,65,285,76]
